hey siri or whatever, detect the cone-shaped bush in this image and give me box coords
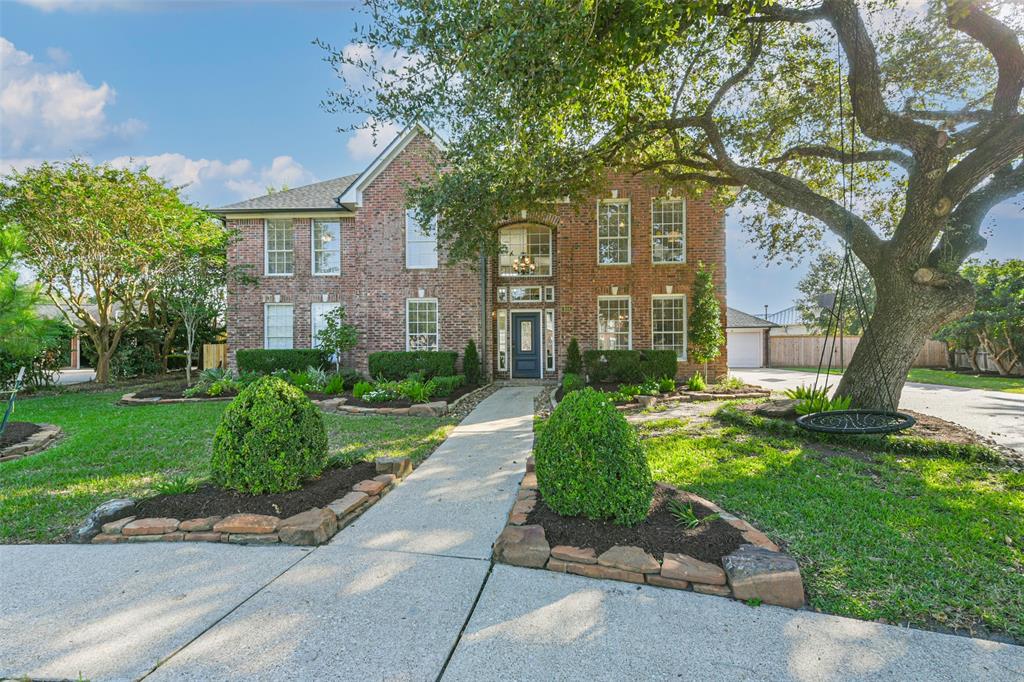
[211,376,328,494]
[534,387,653,525]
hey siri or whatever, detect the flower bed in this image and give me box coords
[552,380,770,410]
[0,422,63,462]
[82,455,413,546]
[493,457,805,608]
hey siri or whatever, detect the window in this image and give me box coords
[310,302,340,349]
[652,198,686,263]
[597,296,631,350]
[312,220,341,275]
[265,219,294,275]
[652,295,687,358]
[544,286,555,302]
[499,225,552,276]
[520,319,533,352]
[544,309,555,372]
[264,304,294,349]
[406,209,438,269]
[406,298,439,350]
[496,309,509,372]
[597,199,631,264]
[498,286,543,303]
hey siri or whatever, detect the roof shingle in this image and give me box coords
[726,307,777,329]
[216,174,359,212]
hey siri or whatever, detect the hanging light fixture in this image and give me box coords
[510,252,536,275]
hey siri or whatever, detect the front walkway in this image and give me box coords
[1,387,1022,681]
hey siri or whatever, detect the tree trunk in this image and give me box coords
[835,269,974,410]
[94,341,112,383]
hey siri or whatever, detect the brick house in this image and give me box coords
[217,125,728,381]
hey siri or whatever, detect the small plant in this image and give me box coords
[795,393,853,415]
[784,384,823,400]
[618,383,642,398]
[687,372,707,391]
[565,337,583,375]
[206,378,239,397]
[152,474,199,496]
[304,366,329,391]
[657,377,676,393]
[397,378,432,403]
[463,339,481,385]
[427,374,465,397]
[352,380,374,399]
[714,375,746,390]
[184,367,232,397]
[323,373,346,395]
[315,304,360,373]
[562,372,585,394]
[337,367,365,387]
[666,498,719,529]
[638,378,660,395]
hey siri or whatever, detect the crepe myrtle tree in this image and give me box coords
[321,0,1024,408]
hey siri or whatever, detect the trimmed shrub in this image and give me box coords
[368,350,458,380]
[236,349,327,375]
[534,388,653,525]
[352,381,373,399]
[565,338,583,375]
[687,372,707,391]
[427,374,466,398]
[463,339,481,386]
[561,372,585,394]
[210,376,329,494]
[583,350,677,383]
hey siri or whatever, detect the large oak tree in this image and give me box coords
[323,0,1023,407]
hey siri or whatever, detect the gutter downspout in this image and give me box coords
[479,253,488,381]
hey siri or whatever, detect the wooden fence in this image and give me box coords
[768,336,948,369]
[202,343,227,370]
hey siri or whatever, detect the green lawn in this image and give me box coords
[0,388,453,543]
[646,427,1024,641]
[778,366,1024,393]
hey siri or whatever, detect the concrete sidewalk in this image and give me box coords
[2,385,1022,681]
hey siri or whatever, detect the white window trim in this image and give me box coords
[651,294,688,360]
[311,220,342,276]
[310,302,341,349]
[544,308,556,373]
[650,197,687,265]
[405,209,438,270]
[264,303,294,349]
[596,198,632,266]
[405,297,440,351]
[498,225,553,278]
[263,219,294,277]
[596,295,633,350]
[496,309,509,373]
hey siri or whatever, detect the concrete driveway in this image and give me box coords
[732,368,1024,453]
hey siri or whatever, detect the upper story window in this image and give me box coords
[652,295,687,358]
[407,298,439,351]
[406,209,438,269]
[597,296,632,350]
[652,198,686,263]
[312,220,341,275]
[499,225,552,277]
[264,303,294,349]
[597,199,631,265]
[265,219,294,276]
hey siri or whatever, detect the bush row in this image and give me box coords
[236,349,328,375]
[583,350,678,383]
[368,351,458,380]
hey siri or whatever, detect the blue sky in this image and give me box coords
[1,0,1021,315]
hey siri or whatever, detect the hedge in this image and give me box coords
[368,350,458,380]
[236,349,327,375]
[583,350,678,383]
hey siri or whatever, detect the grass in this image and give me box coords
[778,366,1024,393]
[0,388,453,543]
[646,428,1024,641]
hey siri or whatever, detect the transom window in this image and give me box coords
[597,296,631,350]
[264,304,294,349]
[499,225,552,277]
[406,298,439,351]
[312,220,341,275]
[652,295,687,358]
[652,198,686,263]
[497,286,544,303]
[597,199,631,264]
[406,209,438,269]
[265,219,294,275]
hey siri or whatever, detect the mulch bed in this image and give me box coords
[526,483,746,563]
[342,383,478,409]
[131,461,378,519]
[0,422,42,449]
[554,383,763,404]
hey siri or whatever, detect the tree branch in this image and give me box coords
[943,115,1024,202]
[947,0,1024,116]
[767,144,913,169]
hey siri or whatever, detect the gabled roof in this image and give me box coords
[216,174,359,213]
[726,307,777,329]
[338,123,446,206]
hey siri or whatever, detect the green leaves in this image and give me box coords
[688,262,724,367]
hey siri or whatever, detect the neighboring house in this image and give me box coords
[765,305,816,336]
[216,125,727,380]
[726,307,776,368]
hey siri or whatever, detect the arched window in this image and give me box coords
[498,225,552,277]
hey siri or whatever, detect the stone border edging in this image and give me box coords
[88,456,413,546]
[318,382,495,418]
[0,423,63,463]
[118,392,233,406]
[550,387,771,413]
[492,458,805,609]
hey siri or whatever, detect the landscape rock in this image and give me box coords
[661,552,727,585]
[753,399,799,419]
[122,518,180,536]
[179,516,223,532]
[693,583,731,597]
[646,574,690,590]
[493,524,550,568]
[227,533,280,544]
[72,498,136,543]
[637,395,658,409]
[213,513,279,534]
[550,545,598,564]
[353,479,387,496]
[526,456,535,473]
[90,533,123,544]
[375,456,413,478]
[722,544,804,608]
[409,401,447,417]
[184,532,223,542]
[741,529,780,552]
[101,516,136,535]
[598,545,660,574]
[328,491,369,518]
[373,473,397,486]
[278,508,338,546]
[520,472,538,490]
[566,562,644,584]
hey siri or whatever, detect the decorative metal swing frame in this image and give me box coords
[794,37,915,436]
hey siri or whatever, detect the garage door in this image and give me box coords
[728,330,763,368]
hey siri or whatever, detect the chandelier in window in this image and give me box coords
[510,252,537,275]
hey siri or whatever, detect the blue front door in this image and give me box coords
[511,312,542,378]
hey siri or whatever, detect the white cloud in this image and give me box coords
[45,46,70,65]
[107,153,252,188]
[345,117,402,162]
[0,37,143,157]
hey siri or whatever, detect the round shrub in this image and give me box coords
[534,387,653,525]
[211,376,329,494]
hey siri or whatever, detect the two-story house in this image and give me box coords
[217,125,728,381]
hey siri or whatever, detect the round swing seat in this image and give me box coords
[796,409,916,435]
